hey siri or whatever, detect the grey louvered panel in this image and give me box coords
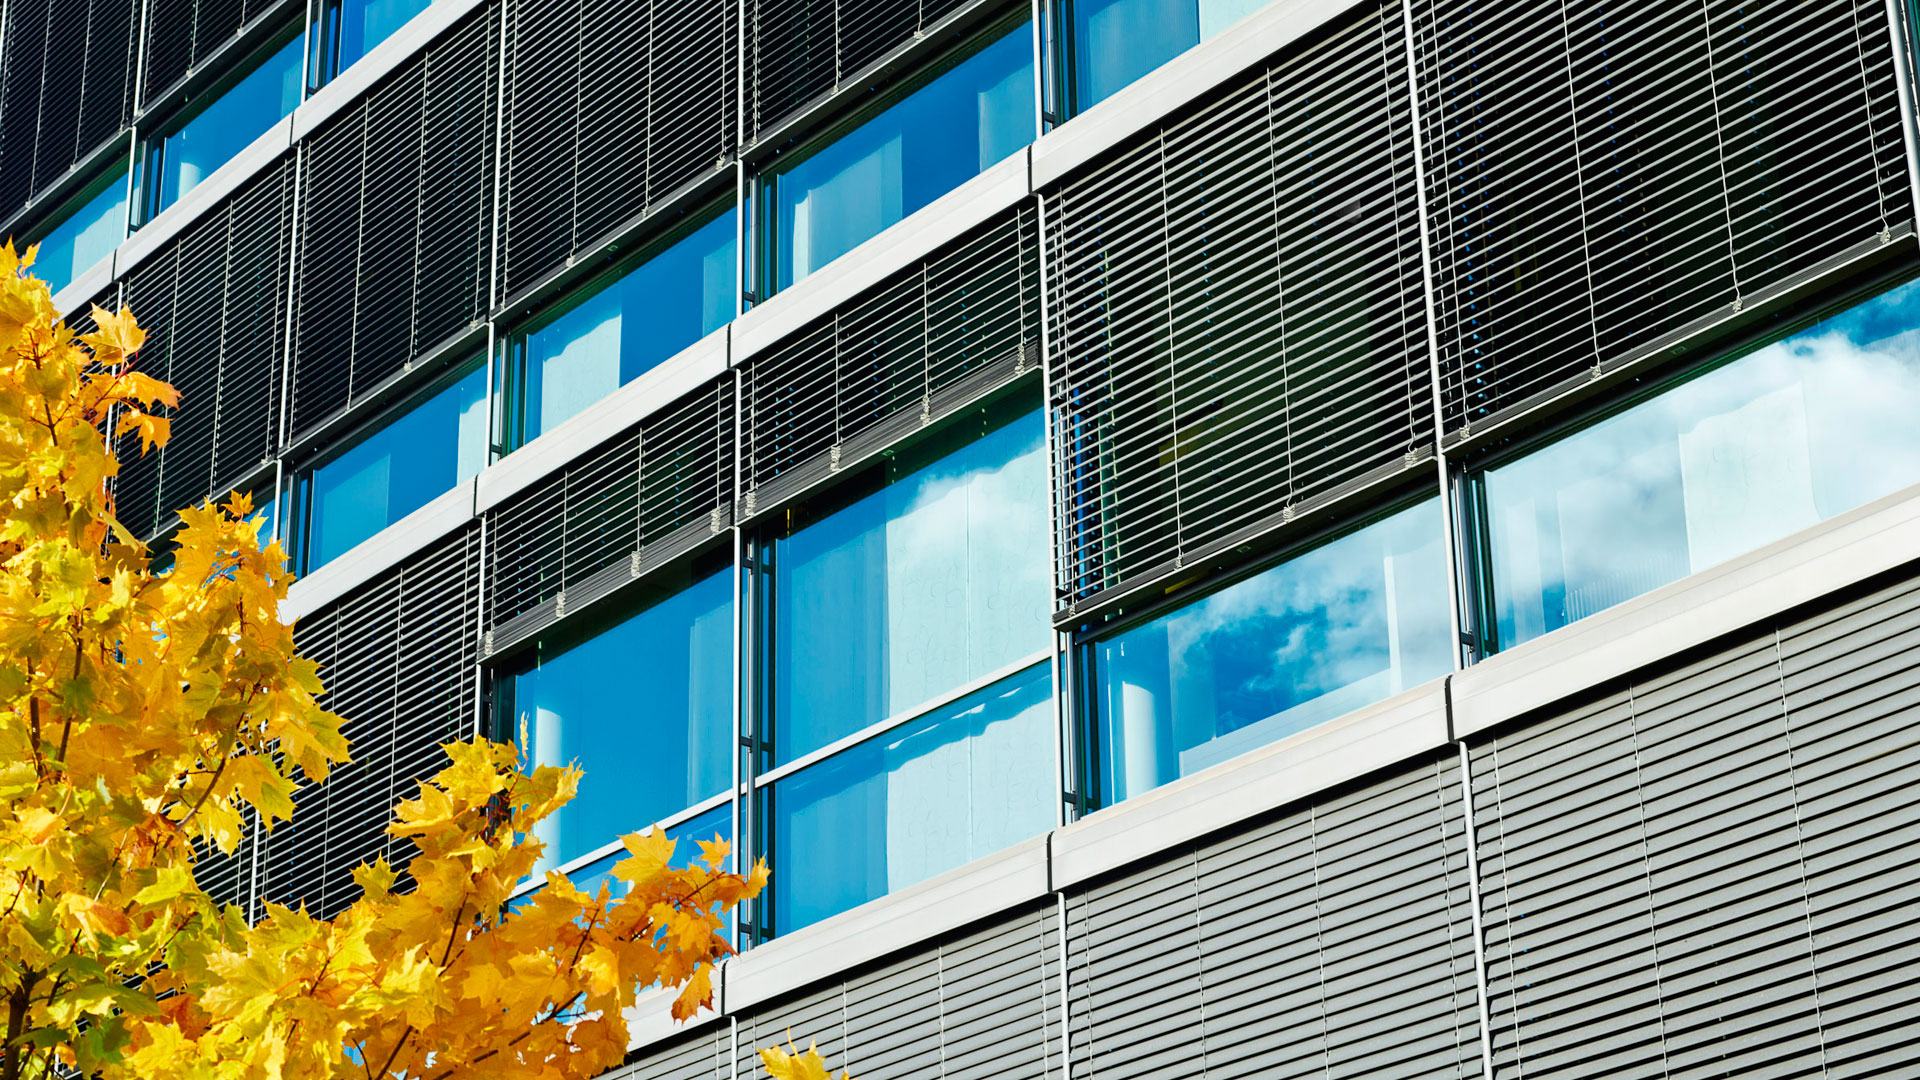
[741,201,1039,519]
[735,903,1060,1080]
[140,0,290,102]
[0,0,138,223]
[746,0,985,139]
[264,525,480,920]
[609,1025,728,1080]
[1067,753,1474,1080]
[500,0,734,296]
[1412,0,1912,442]
[1775,577,1920,1079]
[484,375,734,649]
[290,3,496,438]
[113,159,294,539]
[1047,0,1430,616]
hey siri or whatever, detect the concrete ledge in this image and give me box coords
[52,254,116,320]
[624,982,726,1054]
[282,478,476,623]
[293,0,492,142]
[1452,481,1920,738]
[722,832,1050,1014]
[1030,0,1360,189]
[731,149,1032,363]
[1051,678,1451,890]
[475,326,731,514]
[116,115,294,279]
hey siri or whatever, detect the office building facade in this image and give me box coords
[5,0,1919,1074]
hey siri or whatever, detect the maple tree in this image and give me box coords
[0,244,825,1080]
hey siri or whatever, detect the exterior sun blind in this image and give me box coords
[1047,0,1431,617]
[1412,0,1913,442]
[114,160,296,539]
[1063,755,1477,1080]
[733,903,1062,1080]
[746,0,981,138]
[0,0,139,222]
[140,0,291,102]
[499,0,735,297]
[1470,570,1920,1079]
[290,4,496,439]
[484,375,735,653]
[740,201,1040,519]
[265,525,481,921]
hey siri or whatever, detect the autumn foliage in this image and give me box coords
[0,241,776,1080]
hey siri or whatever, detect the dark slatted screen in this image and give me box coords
[485,375,735,652]
[115,159,295,539]
[141,0,290,101]
[734,903,1062,1080]
[1412,0,1913,441]
[1047,0,1430,615]
[290,5,496,438]
[747,0,979,137]
[1471,571,1920,1079]
[741,201,1040,517]
[1064,754,1478,1080]
[0,0,139,221]
[264,525,481,921]
[499,0,735,297]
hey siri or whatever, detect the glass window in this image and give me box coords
[297,364,487,571]
[1089,499,1451,805]
[565,804,732,902]
[32,169,128,294]
[141,34,305,220]
[768,662,1053,933]
[769,407,1051,764]
[1478,277,1920,653]
[314,0,431,84]
[764,24,1034,291]
[500,568,735,872]
[507,207,736,447]
[1065,0,1269,112]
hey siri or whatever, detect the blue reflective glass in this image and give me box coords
[305,364,487,570]
[1068,0,1269,110]
[330,0,430,75]
[769,662,1053,933]
[771,410,1050,763]
[768,25,1034,289]
[505,570,735,871]
[151,35,304,216]
[515,209,736,444]
[33,172,127,294]
[1091,500,1451,804]
[1482,277,1920,652]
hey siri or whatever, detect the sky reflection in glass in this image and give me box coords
[1483,277,1920,651]
[33,173,127,294]
[1070,0,1270,110]
[504,570,734,872]
[769,662,1053,934]
[771,410,1050,764]
[768,25,1033,289]
[150,35,304,217]
[1091,499,1450,804]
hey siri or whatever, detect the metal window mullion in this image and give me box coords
[1882,0,1920,228]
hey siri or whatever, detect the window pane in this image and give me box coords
[771,409,1051,763]
[517,208,736,443]
[1070,0,1269,110]
[306,364,487,569]
[334,0,431,73]
[770,25,1034,289]
[33,172,127,294]
[504,569,735,871]
[153,35,305,215]
[769,662,1053,933]
[1091,499,1451,804]
[1482,278,1920,651]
